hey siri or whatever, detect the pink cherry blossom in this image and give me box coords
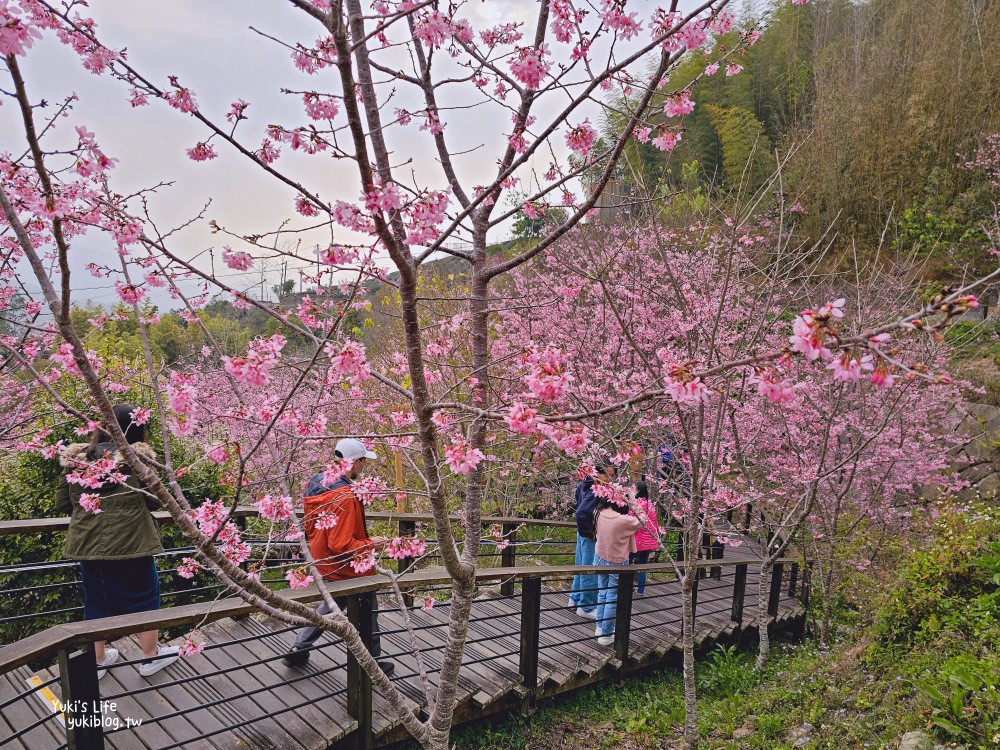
[256,494,294,523]
[385,536,428,560]
[222,333,286,387]
[444,439,486,475]
[206,443,231,464]
[827,353,873,382]
[753,371,797,404]
[350,551,376,574]
[186,142,218,162]
[177,558,201,579]
[286,568,314,589]
[413,9,449,47]
[522,345,572,403]
[326,340,371,384]
[221,246,254,271]
[509,45,551,89]
[600,1,641,40]
[302,92,339,120]
[663,90,695,117]
[315,511,338,530]
[565,119,596,156]
[179,639,205,657]
[725,63,743,77]
[296,196,320,217]
[79,493,102,514]
[0,1,42,57]
[506,402,539,435]
[164,81,198,113]
[651,131,682,152]
[114,281,145,305]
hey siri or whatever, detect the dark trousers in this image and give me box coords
[629,550,652,593]
[292,591,382,657]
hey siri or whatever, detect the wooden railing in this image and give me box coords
[0,504,779,641]
[0,556,809,750]
[0,511,579,641]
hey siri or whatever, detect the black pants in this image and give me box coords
[291,591,382,657]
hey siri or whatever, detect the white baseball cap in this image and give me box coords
[335,437,378,461]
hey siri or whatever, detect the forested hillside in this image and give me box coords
[604,0,999,283]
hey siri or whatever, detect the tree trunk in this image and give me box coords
[681,571,698,750]
[820,564,835,642]
[756,561,771,671]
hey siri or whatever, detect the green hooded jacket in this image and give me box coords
[55,441,164,561]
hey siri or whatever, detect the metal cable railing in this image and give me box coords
[0,509,807,750]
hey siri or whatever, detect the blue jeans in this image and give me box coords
[630,550,651,594]
[569,533,597,611]
[595,553,625,637]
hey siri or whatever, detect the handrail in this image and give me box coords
[0,508,577,535]
[0,557,801,674]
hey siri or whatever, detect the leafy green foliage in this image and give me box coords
[917,656,999,745]
[697,644,760,696]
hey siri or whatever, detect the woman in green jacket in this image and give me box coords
[56,404,179,679]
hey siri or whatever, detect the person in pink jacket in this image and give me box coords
[593,498,642,645]
[630,480,661,596]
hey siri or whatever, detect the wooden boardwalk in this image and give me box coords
[0,559,805,750]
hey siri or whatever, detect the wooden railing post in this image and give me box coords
[742,503,752,533]
[767,562,783,618]
[613,570,634,679]
[518,576,542,709]
[397,519,416,608]
[788,562,799,598]
[801,562,813,609]
[500,522,517,597]
[731,563,747,625]
[58,648,105,750]
[346,593,374,750]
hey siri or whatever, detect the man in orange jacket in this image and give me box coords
[282,438,394,675]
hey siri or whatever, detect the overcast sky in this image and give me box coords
[2,0,706,309]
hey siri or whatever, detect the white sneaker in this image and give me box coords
[576,607,597,619]
[597,635,614,646]
[567,597,575,608]
[97,648,119,680]
[595,625,601,636]
[138,646,179,677]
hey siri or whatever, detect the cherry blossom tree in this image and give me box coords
[2,1,991,748]
[496,217,984,731]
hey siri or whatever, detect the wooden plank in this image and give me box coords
[407,603,519,700]
[214,617,353,746]
[128,630,289,750]
[240,613,403,741]
[99,636,217,750]
[0,668,65,750]
[188,619,322,750]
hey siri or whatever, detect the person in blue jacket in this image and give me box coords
[569,459,616,617]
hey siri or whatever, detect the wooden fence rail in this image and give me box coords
[0,555,808,750]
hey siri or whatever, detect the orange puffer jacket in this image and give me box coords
[303,485,374,582]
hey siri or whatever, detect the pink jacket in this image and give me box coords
[595,510,642,564]
[633,498,661,552]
